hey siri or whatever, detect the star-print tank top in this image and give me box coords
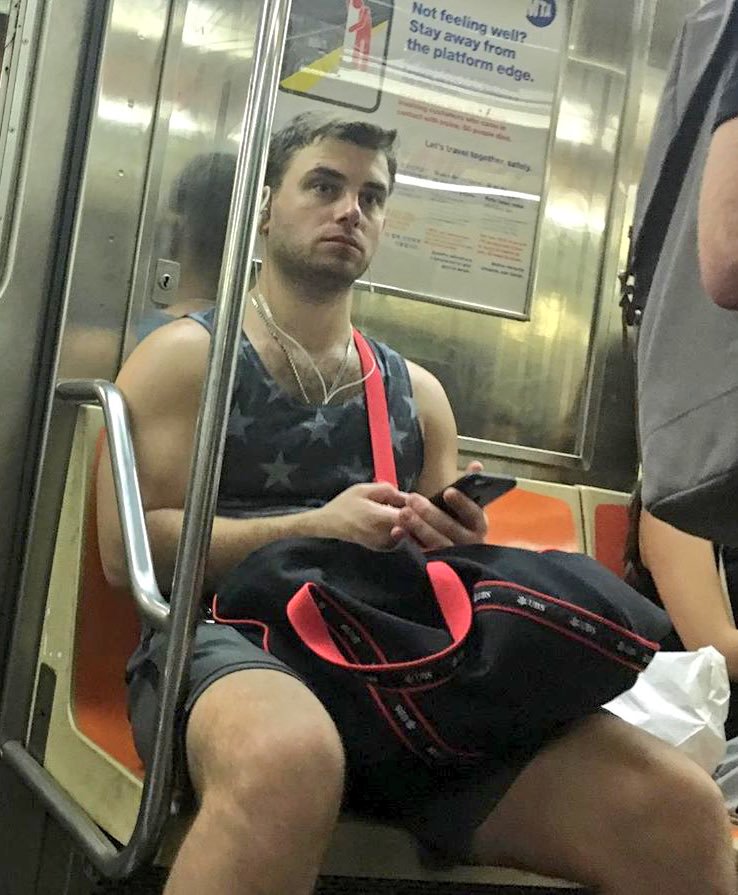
[188,309,424,517]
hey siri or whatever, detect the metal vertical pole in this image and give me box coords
[128,0,294,875]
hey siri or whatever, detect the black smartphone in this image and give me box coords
[430,473,517,517]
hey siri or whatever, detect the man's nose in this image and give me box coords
[336,192,362,226]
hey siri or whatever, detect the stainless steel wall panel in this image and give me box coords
[352,0,641,481]
[123,0,260,357]
[0,0,111,721]
[54,0,170,382]
[348,0,699,490]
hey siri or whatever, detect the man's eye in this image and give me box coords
[313,181,337,196]
[361,192,384,211]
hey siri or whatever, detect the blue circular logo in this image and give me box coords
[526,0,557,27]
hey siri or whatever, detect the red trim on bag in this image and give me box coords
[211,595,271,653]
[300,578,482,761]
[400,690,485,759]
[329,625,433,765]
[330,623,479,763]
[475,604,646,673]
[287,562,471,675]
[475,579,659,651]
[354,329,398,487]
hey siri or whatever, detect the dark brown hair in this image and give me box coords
[266,112,398,193]
[169,151,237,270]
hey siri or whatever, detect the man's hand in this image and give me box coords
[390,461,488,550]
[315,482,407,550]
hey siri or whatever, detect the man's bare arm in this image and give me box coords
[97,320,404,592]
[699,116,738,309]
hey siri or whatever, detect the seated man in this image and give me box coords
[97,113,735,895]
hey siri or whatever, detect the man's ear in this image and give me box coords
[259,185,271,234]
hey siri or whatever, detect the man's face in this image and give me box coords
[264,137,391,294]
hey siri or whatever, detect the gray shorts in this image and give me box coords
[126,620,527,861]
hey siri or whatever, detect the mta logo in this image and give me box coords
[526,0,557,27]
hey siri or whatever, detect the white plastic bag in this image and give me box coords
[604,647,730,773]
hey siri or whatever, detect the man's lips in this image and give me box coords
[321,236,362,251]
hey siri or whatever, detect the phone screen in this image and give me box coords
[280,0,394,114]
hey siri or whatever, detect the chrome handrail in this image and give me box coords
[2,0,292,877]
[57,378,170,630]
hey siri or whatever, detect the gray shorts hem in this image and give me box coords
[183,659,305,717]
[126,622,307,770]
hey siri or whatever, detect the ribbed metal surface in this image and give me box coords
[316,879,588,894]
[93,868,588,894]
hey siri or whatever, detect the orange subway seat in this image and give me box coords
[72,432,143,778]
[485,487,579,554]
[593,504,630,579]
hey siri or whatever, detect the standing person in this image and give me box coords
[624,484,738,738]
[98,113,734,895]
[635,0,738,545]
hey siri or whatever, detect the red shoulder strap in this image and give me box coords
[354,329,398,488]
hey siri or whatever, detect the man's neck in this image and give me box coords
[250,265,353,354]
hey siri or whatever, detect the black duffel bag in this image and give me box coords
[212,539,669,772]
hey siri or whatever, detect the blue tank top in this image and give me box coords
[189,309,424,517]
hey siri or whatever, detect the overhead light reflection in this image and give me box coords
[395,173,540,203]
[97,98,206,136]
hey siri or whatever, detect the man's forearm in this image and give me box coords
[145,507,326,592]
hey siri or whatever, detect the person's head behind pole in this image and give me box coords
[261,112,398,297]
[169,151,238,293]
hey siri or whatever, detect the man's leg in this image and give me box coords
[164,669,345,895]
[470,712,735,894]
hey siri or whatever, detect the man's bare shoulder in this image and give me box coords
[116,318,211,413]
[404,359,456,439]
[405,359,448,405]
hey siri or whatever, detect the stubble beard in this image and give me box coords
[269,237,370,301]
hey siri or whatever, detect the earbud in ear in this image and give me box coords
[259,186,271,228]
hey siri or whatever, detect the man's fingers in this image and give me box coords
[443,488,487,535]
[362,482,408,508]
[406,493,463,541]
[398,506,453,550]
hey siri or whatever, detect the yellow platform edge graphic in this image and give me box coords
[282,21,389,95]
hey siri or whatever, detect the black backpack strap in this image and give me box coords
[621,5,738,328]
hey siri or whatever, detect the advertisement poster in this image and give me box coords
[275,0,568,317]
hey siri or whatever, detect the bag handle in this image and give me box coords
[286,561,471,689]
[354,329,398,488]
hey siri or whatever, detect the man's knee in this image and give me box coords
[612,743,734,888]
[186,670,345,828]
[618,743,726,833]
[639,751,729,844]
